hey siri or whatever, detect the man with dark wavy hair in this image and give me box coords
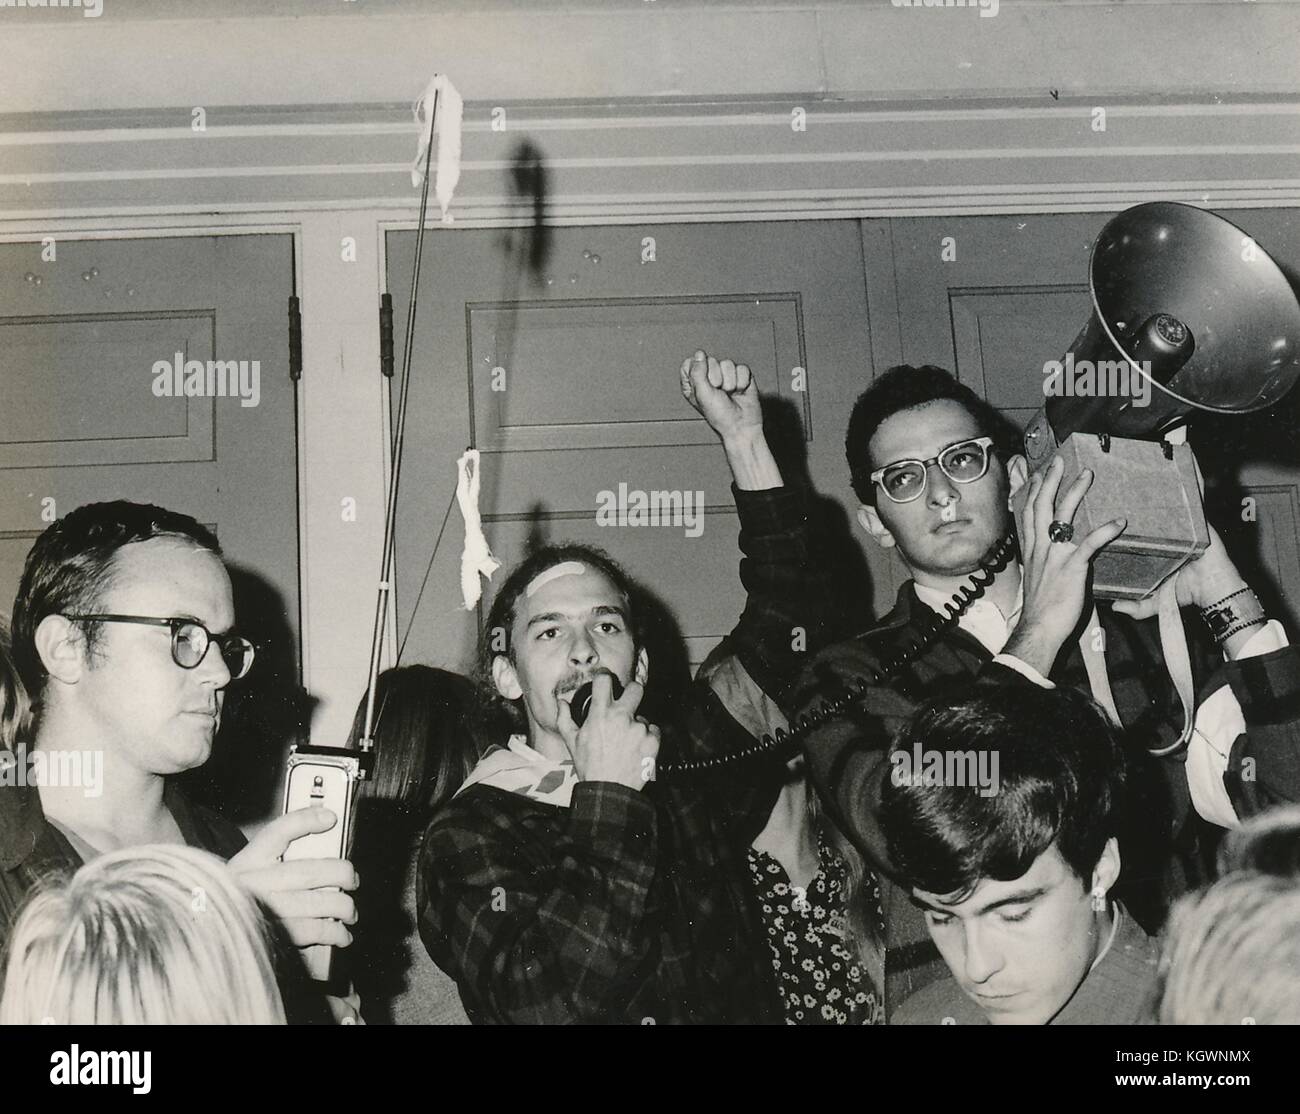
[881,685,1157,1025]
[793,363,1300,1013]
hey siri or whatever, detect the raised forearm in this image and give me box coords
[721,429,782,491]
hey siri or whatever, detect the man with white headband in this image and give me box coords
[418,350,825,1023]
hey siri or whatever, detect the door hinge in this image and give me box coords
[288,295,303,382]
[379,293,395,378]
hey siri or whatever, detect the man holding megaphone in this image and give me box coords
[794,360,1300,1015]
[794,203,1300,1016]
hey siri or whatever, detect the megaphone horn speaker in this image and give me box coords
[1019,202,1300,600]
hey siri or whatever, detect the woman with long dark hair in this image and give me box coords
[0,622,30,752]
[345,665,492,1024]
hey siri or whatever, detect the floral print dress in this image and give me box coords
[746,833,885,1025]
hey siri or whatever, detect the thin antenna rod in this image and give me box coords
[359,87,440,751]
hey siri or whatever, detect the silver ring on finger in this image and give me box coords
[1047,520,1075,544]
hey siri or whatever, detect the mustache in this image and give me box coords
[554,667,616,699]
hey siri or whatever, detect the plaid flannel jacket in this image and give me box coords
[418,484,828,1024]
[793,580,1300,1013]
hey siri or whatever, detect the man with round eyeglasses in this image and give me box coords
[792,363,1300,1019]
[56,613,257,681]
[1,501,359,1023]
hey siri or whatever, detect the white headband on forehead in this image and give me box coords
[524,561,588,598]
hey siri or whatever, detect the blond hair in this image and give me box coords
[1157,872,1300,1024]
[1157,806,1300,1025]
[0,844,285,1025]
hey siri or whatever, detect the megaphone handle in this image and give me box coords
[1152,578,1197,758]
[1078,605,1121,730]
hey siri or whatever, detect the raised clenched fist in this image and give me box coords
[679,350,763,442]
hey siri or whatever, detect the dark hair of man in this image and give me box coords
[880,685,1127,902]
[845,364,1024,506]
[10,501,222,700]
[477,542,643,733]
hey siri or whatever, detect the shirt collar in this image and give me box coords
[912,572,1024,655]
[0,765,211,873]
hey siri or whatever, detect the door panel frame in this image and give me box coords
[5,193,1292,750]
[0,217,389,754]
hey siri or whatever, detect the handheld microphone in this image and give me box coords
[569,675,624,727]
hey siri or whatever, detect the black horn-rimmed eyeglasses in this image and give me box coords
[62,614,255,680]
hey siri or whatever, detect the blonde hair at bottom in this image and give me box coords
[1157,871,1300,1025]
[0,843,285,1025]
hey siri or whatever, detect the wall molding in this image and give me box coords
[3,97,1299,225]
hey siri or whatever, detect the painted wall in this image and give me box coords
[3,0,1298,749]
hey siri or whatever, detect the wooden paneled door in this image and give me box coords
[0,234,301,816]
[386,221,882,680]
[886,209,1300,627]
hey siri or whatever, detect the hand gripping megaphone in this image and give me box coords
[1017,201,1300,600]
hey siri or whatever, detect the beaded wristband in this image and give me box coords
[1203,586,1255,613]
[1217,616,1269,645]
[1201,589,1264,643]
